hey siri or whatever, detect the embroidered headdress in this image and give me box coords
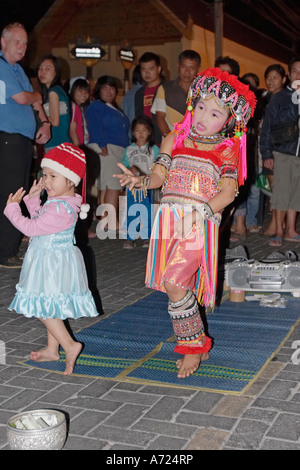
[173,67,257,183]
[187,67,256,124]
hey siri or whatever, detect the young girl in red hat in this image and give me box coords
[114,68,256,379]
[4,143,98,375]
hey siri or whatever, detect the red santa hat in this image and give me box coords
[41,143,86,186]
[41,143,90,219]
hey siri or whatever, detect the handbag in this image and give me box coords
[256,172,271,196]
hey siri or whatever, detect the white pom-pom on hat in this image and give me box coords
[79,203,90,219]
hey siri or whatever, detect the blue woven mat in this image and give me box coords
[22,291,300,393]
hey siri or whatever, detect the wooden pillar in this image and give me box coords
[214,0,223,60]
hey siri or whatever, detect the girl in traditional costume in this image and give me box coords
[114,68,256,378]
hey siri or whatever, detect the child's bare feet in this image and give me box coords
[63,342,82,375]
[30,348,60,362]
[176,352,209,378]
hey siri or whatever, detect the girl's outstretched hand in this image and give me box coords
[113,163,141,190]
[28,178,43,199]
[6,188,26,206]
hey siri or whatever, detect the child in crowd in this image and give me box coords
[122,116,160,248]
[4,143,98,375]
[69,77,90,146]
[115,68,256,378]
[68,77,100,238]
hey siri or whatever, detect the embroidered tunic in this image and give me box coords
[145,137,240,308]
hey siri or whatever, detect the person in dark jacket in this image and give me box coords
[260,56,300,246]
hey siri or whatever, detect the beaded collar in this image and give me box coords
[188,126,225,145]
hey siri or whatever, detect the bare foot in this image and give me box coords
[176,352,209,378]
[63,342,82,375]
[30,348,60,362]
[263,225,276,237]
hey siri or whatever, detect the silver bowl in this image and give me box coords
[7,409,67,450]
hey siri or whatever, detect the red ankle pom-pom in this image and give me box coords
[174,336,212,355]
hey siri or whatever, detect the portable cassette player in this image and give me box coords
[226,259,300,293]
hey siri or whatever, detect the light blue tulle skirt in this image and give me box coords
[9,226,98,320]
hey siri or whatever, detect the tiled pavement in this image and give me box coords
[0,223,300,451]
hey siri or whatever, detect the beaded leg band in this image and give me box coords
[168,291,211,355]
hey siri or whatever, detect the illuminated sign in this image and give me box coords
[118,47,135,63]
[70,44,106,60]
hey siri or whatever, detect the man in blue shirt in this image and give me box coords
[0,22,50,267]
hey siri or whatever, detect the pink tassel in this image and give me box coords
[197,220,218,308]
[173,110,193,149]
[239,133,247,184]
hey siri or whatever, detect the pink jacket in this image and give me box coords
[4,194,82,238]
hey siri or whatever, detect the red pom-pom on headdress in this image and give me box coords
[200,67,257,116]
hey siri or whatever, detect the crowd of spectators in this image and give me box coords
[1,20,300,268]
